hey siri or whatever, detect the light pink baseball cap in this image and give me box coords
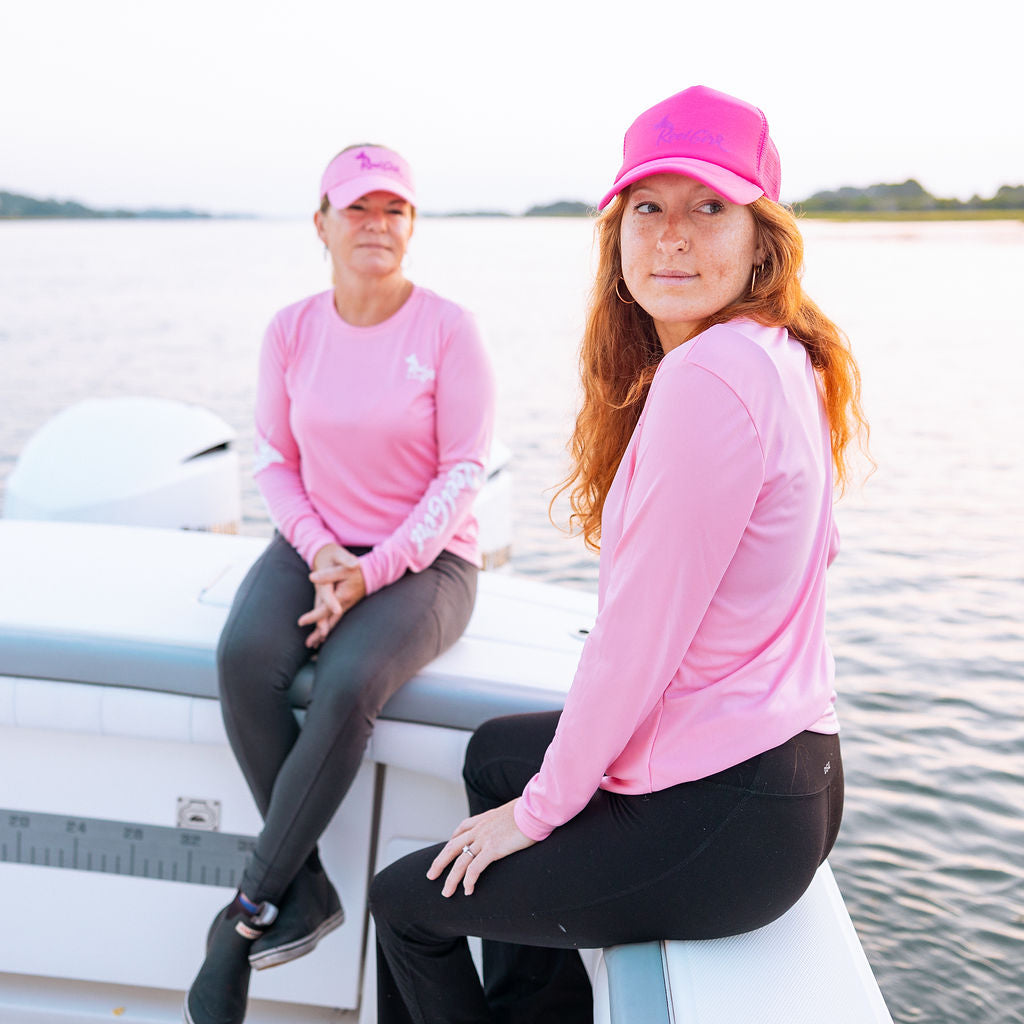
[598,85,781,209]
[320,145,416,209]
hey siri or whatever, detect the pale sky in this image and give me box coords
[2,0,1021,217]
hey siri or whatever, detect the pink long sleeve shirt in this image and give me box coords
[516,319,841,842]
[252,287,495,594]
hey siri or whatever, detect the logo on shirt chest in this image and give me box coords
[405,354,436,383]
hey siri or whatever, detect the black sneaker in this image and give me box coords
[248,864,344,970]
[185,896,278,1024]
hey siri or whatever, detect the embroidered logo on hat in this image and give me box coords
[355,150,403,174]
[653,118,728,154]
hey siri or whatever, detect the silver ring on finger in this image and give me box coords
[462,844,475,858]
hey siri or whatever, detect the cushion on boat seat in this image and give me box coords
[0,627,567,733]
[0,523,588,733]
[599,942,672,1024]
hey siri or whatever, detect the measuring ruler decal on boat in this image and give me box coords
[0,807,255,888]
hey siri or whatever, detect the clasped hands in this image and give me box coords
[299,543,367,648]
[301,548,535,893]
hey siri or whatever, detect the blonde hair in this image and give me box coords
[556,191,870,551]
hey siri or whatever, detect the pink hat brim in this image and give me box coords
[324,174,416,211]
[598,156,764,210]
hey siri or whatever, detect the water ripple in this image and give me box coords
[2,217,1022,1023]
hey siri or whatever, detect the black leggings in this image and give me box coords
[370,712,843,1024]
[217,532,477,903]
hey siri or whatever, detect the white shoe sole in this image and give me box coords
[248,907,345,970]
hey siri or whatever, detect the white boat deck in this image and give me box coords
[0,973,356,1024]
[0,521,890,1022]
[0,521,593,1022]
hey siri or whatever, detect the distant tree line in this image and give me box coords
[520,184,1024,217]
[0,190,211,219]
[5,182,1022,221]
[795,179,1024,213]
[524,200,592,217]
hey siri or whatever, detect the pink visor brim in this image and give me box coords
[324,175,416,211]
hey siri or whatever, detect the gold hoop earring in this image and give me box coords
[615,278,635,304]
[750,263,764,292]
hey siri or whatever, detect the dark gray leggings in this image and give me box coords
[217,532,477,902]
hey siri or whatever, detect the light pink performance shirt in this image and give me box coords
[252,287,495,595]
[516,319,841,842]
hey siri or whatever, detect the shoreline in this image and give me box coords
[3,210,1024,223]
[793,208,1024,222]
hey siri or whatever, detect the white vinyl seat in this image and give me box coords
[591,862,892,1024]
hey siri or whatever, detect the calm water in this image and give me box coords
[1,216,1022,1022]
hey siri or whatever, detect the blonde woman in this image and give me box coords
[185,146,495,1024]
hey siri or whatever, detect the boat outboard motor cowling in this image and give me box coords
[3,397,241,533]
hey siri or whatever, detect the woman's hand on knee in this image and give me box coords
[427,800,535,897]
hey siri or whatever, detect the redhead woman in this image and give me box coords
[368,86,869,1024]
[184,146,495,1024]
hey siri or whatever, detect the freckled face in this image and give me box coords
[619,174,763,353]
[315,190,414,279]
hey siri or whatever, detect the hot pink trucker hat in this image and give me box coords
[320,146,416,209]
[598,85,781,209]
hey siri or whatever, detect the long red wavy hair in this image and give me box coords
[556,190,870,551]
